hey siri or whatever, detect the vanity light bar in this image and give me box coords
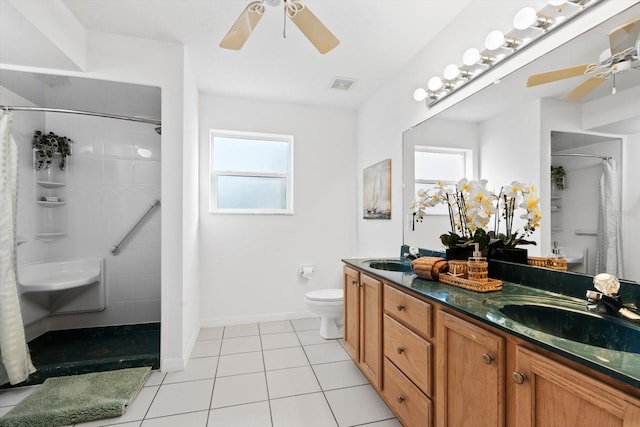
[413,0,604,105]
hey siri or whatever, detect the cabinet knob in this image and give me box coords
[396,304,405,311]
[512,371,527,384]
[481,353,494,365]
[397,346,405,354]
[352,280,358,287]
[396,396,405,404]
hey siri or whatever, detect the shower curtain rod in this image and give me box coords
[551,153,612,161]
[0,105,161,126]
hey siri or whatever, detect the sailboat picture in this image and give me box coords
[363,159,391,219]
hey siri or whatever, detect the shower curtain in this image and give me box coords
[595,158,624,277]
[0,111,35,385]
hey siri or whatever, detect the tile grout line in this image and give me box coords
[258,322,276,427]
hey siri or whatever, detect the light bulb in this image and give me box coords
[427,76,443,91]
[413,87,427,102]
[443,64,461,80]
[485,30,506,50]
[462,48,481,66]
[548,0,566,6]
[513,7,537,30]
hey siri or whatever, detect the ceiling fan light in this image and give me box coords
[443,64,461,80]
[427,76,444,91]
[485,30,506,50]
[513,7,538,30]
[463,48,481,66]
[413,87,428,102]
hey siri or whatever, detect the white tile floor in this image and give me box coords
[0,318,401,427]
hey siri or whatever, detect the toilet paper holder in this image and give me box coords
[298,265,315,278]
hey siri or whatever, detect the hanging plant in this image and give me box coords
[32,131,72,170]
[551,165,566,190]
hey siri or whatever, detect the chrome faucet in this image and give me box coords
[402,246,421,260]
[586,273,640,322]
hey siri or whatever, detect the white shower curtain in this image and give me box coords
[595,158,624,277]
[0,110,35,385]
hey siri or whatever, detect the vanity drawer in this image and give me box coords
[383,357,432,427]
[384,285,432,339]
[384,314,432,396]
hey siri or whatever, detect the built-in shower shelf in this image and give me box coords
[35,233,66,242]
[36,180,66,188]
[37,201,66,207]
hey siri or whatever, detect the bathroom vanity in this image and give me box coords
[342,258,640,427]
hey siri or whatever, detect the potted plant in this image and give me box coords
[487,181,541,264]
[32,130,72,170]
[413,179,495,260]
[551,165,566,190]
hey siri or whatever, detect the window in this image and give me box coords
[210,130,293,214]
[414,146,472,215]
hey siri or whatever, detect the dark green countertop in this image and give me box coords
[343,257,640,390]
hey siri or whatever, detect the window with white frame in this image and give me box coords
[210,130,293,214]
[414,146,473,215]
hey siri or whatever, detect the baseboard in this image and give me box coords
[200,310,315,328]
[161,357,186,372]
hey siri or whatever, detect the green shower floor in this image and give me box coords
[2,323,160,387]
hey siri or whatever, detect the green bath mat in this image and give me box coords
[0,366,151,427]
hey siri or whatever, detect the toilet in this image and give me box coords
[304,288,344,339]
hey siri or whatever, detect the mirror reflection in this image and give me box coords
[403,4,640,283]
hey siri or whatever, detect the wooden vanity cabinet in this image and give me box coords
[343,266,382,389]
[382,284,434,427]
[512,346,640,427]
[436,311,505,427]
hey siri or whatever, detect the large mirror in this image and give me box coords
[403,3,640,284]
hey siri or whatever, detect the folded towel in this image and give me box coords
[411,257,448,280]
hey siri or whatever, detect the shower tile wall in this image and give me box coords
[42,113,161,332]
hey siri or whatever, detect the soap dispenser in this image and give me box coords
[467,243,488,282]
[548,241,567,271]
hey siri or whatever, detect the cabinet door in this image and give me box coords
[360,273,382,390]
[343,266,360,362]
[513,346,640,427]
[436,311,505,427]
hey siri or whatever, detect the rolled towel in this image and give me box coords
[411,257,448,280]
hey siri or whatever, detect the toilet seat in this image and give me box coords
[305,288,343,302]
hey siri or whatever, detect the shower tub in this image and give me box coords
[9,258,160,386]
[18,257,106,323]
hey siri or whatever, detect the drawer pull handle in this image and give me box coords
[512,371,527,384]
[396,396,405,404]
[397,346,405,354]
[396,304,405,311]
[481,353,494,365]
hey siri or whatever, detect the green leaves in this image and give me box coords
[32,131,72,170]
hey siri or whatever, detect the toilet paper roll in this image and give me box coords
[301,266,314,279]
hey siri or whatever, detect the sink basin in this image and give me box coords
[366,260,412,273]
[497,302,640,353]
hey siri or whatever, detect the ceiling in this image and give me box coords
[60,0,472,109]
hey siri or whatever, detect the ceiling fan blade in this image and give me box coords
[608,16,640,55]
[562,77,606,102]
[286,1,339,54]
[220,1,265,50]
[526,64,591,87]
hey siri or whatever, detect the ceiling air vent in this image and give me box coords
[330,77,357,91]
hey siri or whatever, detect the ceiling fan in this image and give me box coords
[219,0,340,54]
[527,16,640,101]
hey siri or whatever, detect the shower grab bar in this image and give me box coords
[111,199,161,255]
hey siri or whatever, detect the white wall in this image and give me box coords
[198,94,357,326]
[623,133,640,283]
